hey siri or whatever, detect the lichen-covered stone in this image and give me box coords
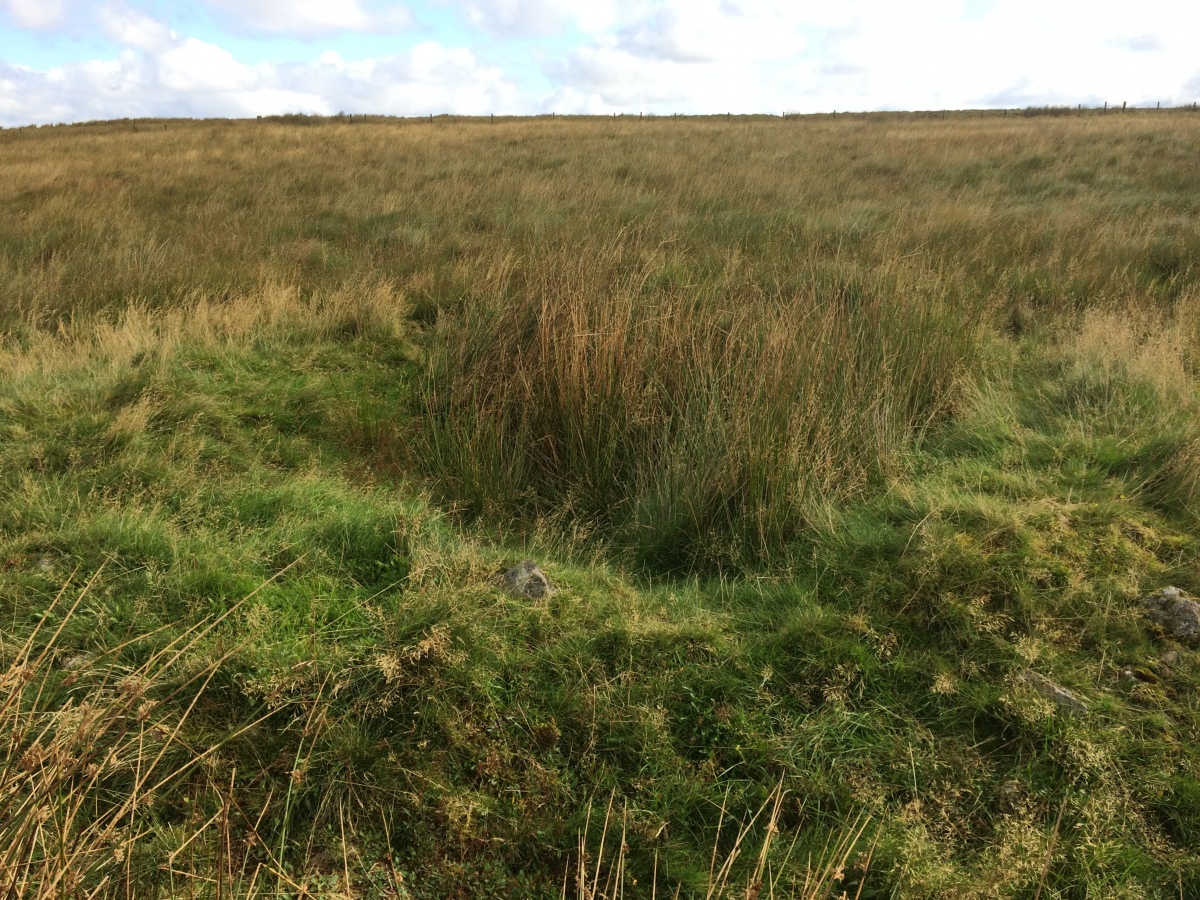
[1143,587,1200,646]
[1016,670,1087,715]
[497,560,554,600]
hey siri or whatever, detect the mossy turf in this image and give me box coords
[2,316,1199,898]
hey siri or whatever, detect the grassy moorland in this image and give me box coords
[1,111,1199,898]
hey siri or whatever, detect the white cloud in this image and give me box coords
[100,4,176,52]
[202,0,412,37]
[2,0,1199,125]
[617,7,721,63]
[288,43,523,114]
[1,0,67,29]
[158,38,260,93]
[1120,34,1166,53]
[0,32,524,125]
[459,0,618,36]
[536,0,1200,114]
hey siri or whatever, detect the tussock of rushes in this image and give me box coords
[421,242,975,569]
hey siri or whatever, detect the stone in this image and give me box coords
[1119,665,1161,686]
[998,779,1024,807]
[497,560,554,600]
[1016,669,1087,715]
[1143,587,1200,646]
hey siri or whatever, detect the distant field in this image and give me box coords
[1,113,1199,898]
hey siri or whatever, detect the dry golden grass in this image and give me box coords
[2,111,1198,328]
[0,281,406,379]
[1070,300,1198,400]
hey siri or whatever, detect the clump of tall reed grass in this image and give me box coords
[419,240,977,569]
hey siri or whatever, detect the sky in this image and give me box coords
[1,0,1199,125]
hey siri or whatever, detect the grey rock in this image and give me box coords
[1143,587,1200,646]
[497,560,554,600]
[998,779,1024,808]
[1017,669,1087,715]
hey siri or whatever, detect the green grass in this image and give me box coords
[2,114,1200,897]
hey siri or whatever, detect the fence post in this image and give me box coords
[1123,101,1126,111]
